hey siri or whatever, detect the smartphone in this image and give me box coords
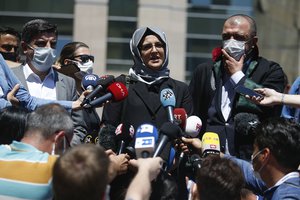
[235,85,264,98]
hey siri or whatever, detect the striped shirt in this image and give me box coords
[0,141,57,200]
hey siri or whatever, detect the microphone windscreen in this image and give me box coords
[174,108,187,130]
[98,124,117,151]
[185,115,202,137]
[107,82,128,101]
[81,74,99,90]
[160,88,176,107]
[234,112,260,136]
[97,75,115,88]
[159,122,182,139]
[201,132,220,157]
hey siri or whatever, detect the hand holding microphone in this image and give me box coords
[81,74,115,106]
[176,115,202,155]
[81,73,100,91]
[181,132,220,158]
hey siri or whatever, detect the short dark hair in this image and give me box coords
[21,19,57,43]
[254,117,300,170]
[53,144,109,200]
[0,106,30,144]
[0,26,21,41]
[196,156,245,200]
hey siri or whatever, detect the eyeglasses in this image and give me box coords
[140,42,164,51]
[73,55,94,63]
[1,44,18,52]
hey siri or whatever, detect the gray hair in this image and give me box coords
[25,103,73,139]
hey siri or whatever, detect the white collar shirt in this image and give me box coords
[23,64,57,100]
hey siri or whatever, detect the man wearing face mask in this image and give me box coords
[189,14,285,160]
[227,117,300,200]
[0,26,21,68]
[12,19,87,146]
[0,103,74,199]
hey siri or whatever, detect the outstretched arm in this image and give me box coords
[125,157,163,200]
[249,88,300,108]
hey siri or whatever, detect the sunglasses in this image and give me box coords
[1,44,18,52]
[73,54,94,63]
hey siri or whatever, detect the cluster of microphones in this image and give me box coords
[81,74,221,174]
[80,74,128,108]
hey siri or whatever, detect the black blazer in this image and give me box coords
[101,75,193,160]
[189,57,285,157]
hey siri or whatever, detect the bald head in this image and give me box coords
[224,14,257,37]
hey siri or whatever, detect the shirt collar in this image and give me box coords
[274,171,300,187]
[23,63,55,82]
[9,140,41,153]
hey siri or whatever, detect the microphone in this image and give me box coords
[98,124,117,151]
[160,88,176,123]
[234,112,260,137]
[153,122,182,158]
[173,108,187,130]
[81,75,115,106]
[134,124,158,158]
[184,115,202,138]
[115,123,135,155]
[84,82,128,108]
[201,132,220,158]
[81,73,100,91]
[178,115,202,162]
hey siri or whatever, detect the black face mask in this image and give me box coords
[0,51,17,62]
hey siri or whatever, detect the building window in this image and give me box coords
[185,0,253,80]
[0,0,74,55]
[106,0,137,72]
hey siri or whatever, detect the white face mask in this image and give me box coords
[73,60,93,74]
[251,149,265,180]
[30,46,56,72]
[223,39,245,61]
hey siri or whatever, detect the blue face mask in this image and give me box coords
[29,46,56,72]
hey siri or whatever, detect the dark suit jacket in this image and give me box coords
[12,65,87,146]
[189,57,285,157]
[101,75,193,160]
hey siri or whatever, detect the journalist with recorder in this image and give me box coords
[188,14,285,160]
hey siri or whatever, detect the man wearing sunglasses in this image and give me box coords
[0,26,21,67]
[12,19,87,147]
